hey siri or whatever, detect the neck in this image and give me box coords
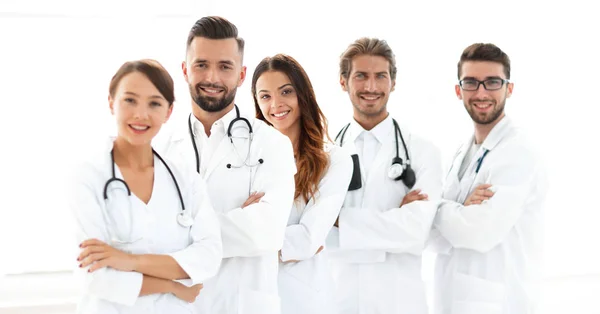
[355,111,389,131]
[474,113,505,144]
[192,103,235,137]
[113,137,154,170]
[282,121,302,156]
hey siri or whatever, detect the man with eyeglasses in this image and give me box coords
[428,43,548,314]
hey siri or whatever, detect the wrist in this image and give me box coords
[130,254,142,272]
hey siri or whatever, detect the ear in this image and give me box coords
[165,103,174,123]
[182,61,189,84]
[340,75,348,91]
[506,82,514,98]
[109,95,115,115]
[455,84,463,100]
[391,79,396,92]
[238,66,247,87]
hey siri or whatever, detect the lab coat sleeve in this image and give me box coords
[337,142,443,255]
[434,144,541,253]
[280,148,353,262]
[168,174,222,285]
[68,164,143,306]
[219,133,296,258]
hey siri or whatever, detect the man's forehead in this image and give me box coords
[350,55,390,73]
[188,37,241,62]
[461,61,505,78]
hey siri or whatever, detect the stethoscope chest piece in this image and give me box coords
[388,157,405,179]
[177,212,194,227]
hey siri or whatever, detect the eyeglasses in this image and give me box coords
[459,78,510,91]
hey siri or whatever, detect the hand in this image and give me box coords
[172,282,203,303]
[400,189,428,207]
[242,191,265,208]
[464,184,494,206]
[78,239,136,272]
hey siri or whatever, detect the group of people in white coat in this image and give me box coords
[68,15,548,314]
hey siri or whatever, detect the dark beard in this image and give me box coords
[190,83,237,113]
[466,99,505,125]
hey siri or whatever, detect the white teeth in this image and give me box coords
[203,88,221,93]
[273,111,290,118]
[362,96,378,100]
[475,103,491,109]
[130,125,149,130]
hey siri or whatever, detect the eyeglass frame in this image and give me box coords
[458,77,510,91]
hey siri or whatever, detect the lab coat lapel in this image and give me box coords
[203,136,232,180]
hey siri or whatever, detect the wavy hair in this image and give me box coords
[252,54,330,202]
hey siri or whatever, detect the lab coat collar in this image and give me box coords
[189,105,239,138]
[480,115,512,151]
[346,114,394,144]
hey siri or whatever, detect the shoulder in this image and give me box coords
[325,143,353,169]
[69,137,113,184]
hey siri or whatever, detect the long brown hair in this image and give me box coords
[252,54,330,202]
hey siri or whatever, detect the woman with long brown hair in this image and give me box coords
[252,54,353,314]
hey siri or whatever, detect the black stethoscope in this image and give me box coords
[188,105,264,190]
[335,118,417,190]
[103,148,193,228]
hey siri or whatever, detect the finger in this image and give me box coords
[476,184,493,190]
[315,246,324,255]
[482,190,495,197]
[418,193,428,199]
[87,259,109,273]
[78,246,105,261]
[80,238,104,248]
[80,252,109,268]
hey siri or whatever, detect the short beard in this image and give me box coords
[466,98,505,125]
[190,83,237,113]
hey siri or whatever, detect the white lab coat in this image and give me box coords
[278,144,353,314]
[68,137,222,314]
[157,107,296,314]
[326,115,443,314]
[429,116,548,314]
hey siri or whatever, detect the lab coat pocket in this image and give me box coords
[451,272,505,314]
[280,259,321,293]
[238,288,280,314]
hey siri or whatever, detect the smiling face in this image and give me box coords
[183,36,246,113]
[109,71,172,146]
[456,61,513,125]
[340,54,395,124]
[255,70,301,134]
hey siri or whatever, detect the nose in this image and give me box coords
[364,77,376,92]
[270,94,285,109]
[473,83,489,98]
[204,68,218,84]
[133,104,149,120]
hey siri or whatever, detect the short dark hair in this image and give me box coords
[109,59,175,105]
[339,37,397,81]
[186,16,244,56]
[457,43,511,79]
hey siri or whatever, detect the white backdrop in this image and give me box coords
[1,0,598,283]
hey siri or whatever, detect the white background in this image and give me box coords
[1,0,599,312]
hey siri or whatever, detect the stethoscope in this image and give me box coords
[103,148,194,228]
[188,105,264,192]
[336,118,417,190]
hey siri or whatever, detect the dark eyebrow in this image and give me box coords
[258,83,293,94]
[278,83,293,90]
[124,91,165,100]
